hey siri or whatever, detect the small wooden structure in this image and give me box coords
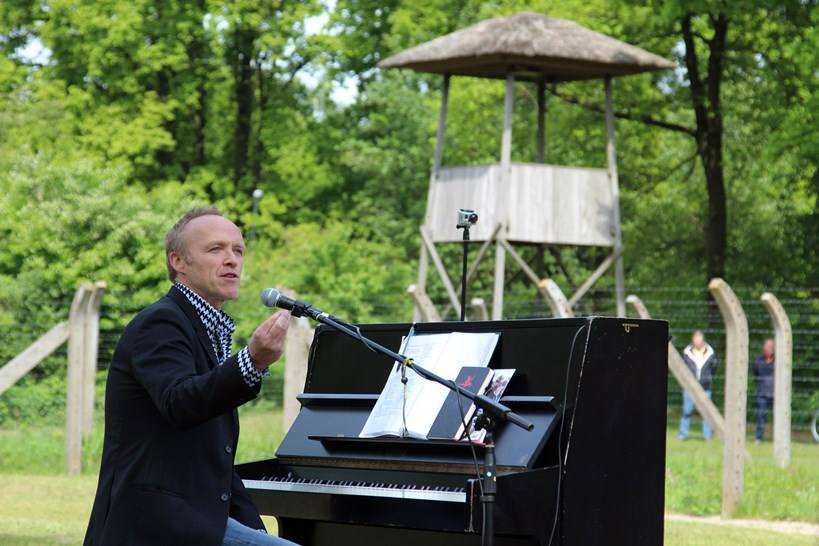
[379,12,674,318]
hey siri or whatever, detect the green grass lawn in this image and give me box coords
[665,430,819,522]
[0,473,97,545]
[663,520,816,546]
[0,473,813,546]
[1,403,816,545]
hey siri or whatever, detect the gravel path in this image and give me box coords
[666,513,819,537]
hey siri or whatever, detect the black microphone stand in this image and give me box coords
[458,223,470,321]
[474,411,498,546]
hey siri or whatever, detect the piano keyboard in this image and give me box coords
[244,475,467,504]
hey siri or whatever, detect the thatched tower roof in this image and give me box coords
[379,12,675,81]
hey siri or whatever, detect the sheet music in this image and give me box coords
[359,334,447,438]
[360,331,500,439]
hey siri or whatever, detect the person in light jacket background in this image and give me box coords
[752,338,775,443]
[678,330,717,441]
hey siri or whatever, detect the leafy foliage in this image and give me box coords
[0,1,817,422]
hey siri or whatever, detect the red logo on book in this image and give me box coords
[461,375,474,388]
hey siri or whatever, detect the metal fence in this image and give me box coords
[500,286,819,432]
[2,286,818,432]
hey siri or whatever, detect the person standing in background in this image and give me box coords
[752,338,776,443]
[678,330,718,441]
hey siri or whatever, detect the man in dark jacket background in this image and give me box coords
[678,330,717,441]
[753,338,776,442]
[84,207,297,545]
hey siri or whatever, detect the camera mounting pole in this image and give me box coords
[456,209,478,321]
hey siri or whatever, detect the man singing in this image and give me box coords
[84,208,298,545]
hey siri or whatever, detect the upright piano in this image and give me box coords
[238,317,668,545]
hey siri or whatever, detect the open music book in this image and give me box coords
[359,330,500,439]
[427,366,495,440]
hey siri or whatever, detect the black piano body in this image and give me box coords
[238,317,668,545]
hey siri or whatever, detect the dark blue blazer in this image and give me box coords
[84,288,264,545]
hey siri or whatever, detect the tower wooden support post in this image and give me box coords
[708,278,748,518]
[493,73,515,320]
[760,292,792,468]
[415,74,450,322]
[537,80,547,163]
[604,77,626,317]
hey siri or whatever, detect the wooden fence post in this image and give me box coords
[82,282,106,437]
[760,292,792,468]
[0,322,69,396]
[66,283,93,475]
[626,295,726,441]
[283,316,314,431]
[708,278,749,518]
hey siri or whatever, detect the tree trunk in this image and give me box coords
[233,26,255,186]
[806,167,819,286]
[189,0,208,170]
[681,13,728,282]
[155,67,176,171]
[252,60,269,185]
[151,0,175,173]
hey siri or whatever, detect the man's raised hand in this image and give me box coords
[248,310,291,370]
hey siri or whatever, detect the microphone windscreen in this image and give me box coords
[260,288,281,308]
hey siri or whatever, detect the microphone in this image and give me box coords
[260,288,324,320]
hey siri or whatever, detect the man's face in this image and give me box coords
[692,333,705,350]
[762,339,774,358]
[170,215,245,309]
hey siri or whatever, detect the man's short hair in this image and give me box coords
[164,207,223,281]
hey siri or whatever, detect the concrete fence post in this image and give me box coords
[471,298,489,321]
[708,278,749,518]
[407,284,442,322]
[540,279,574,318]
[283,316,314,431]
[760,292,792,468]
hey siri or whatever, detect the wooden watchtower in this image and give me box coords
[379,12,673,319]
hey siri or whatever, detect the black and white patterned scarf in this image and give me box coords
[174,282,236,365]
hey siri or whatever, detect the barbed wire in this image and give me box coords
[2,286,818,429]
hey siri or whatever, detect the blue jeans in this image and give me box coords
[679,389,712,440]
[755,395,773,441]
[222,517,299,546]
